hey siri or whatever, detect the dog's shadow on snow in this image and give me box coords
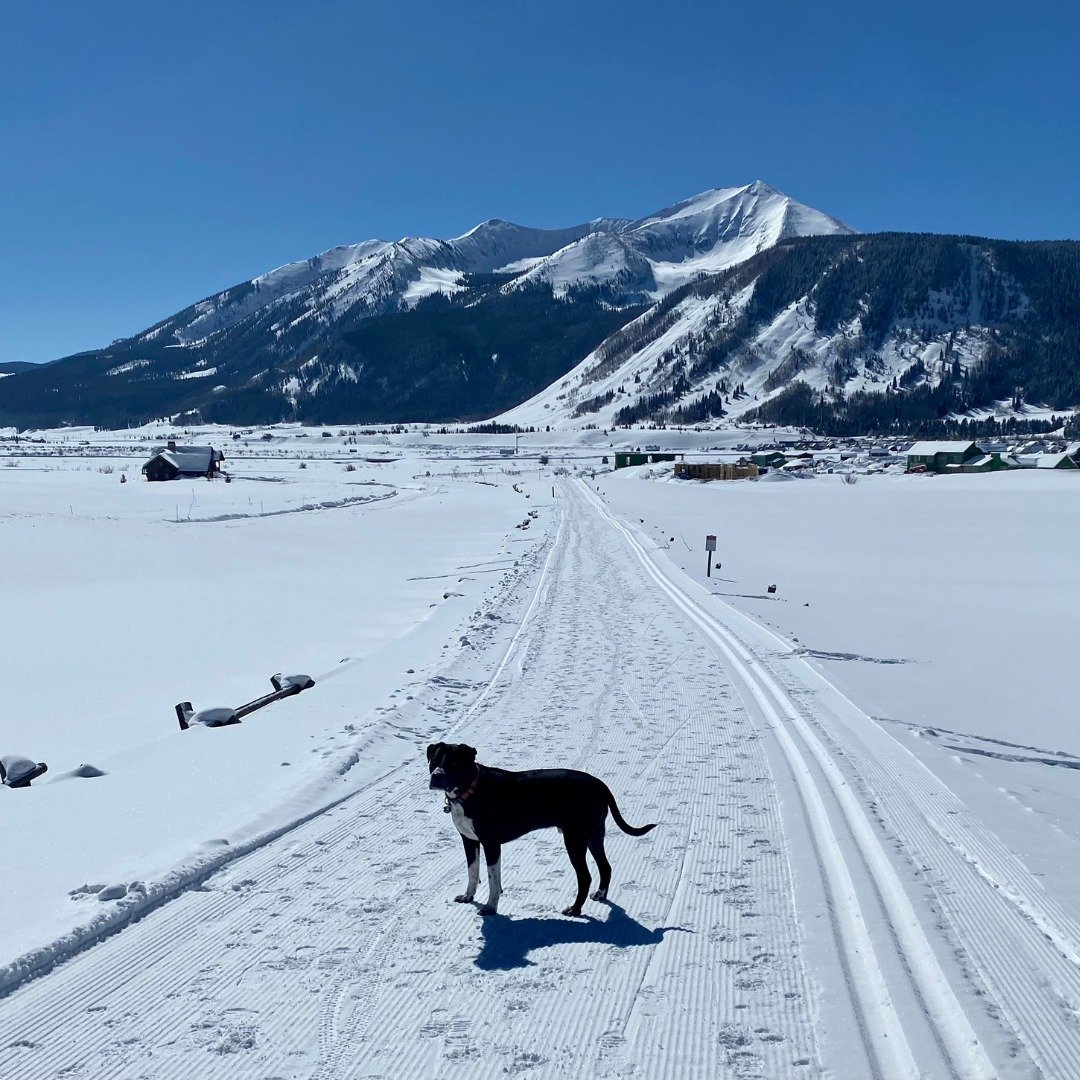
[474,901,690,970]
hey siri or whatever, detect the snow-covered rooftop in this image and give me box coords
[1035,453,1076,469]
[907,441,978,456]
[146,444,218,473]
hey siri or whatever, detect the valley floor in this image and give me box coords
[3,469,1079,1078]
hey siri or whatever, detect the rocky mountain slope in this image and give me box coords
[0,183,851,427]
[500,233,1080,437]
[5,183,1077,437]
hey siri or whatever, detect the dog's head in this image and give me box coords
[426,742,477,794]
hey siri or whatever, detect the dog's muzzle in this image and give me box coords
[429,768,447,791]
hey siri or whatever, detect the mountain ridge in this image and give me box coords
[499,232,1080,438]
[14,187,1077,439]
[0,182,855,428]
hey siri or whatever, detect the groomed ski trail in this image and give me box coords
[0,479,1068,1078]
[0,480,820,1080]
[581,478,1080,1079]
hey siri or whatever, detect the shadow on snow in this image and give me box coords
[474,901,690,970]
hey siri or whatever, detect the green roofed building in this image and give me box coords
[957,452,1021,473]
[614,451,682,469]
[1034,452,1079,470]
[750,451,787,469]
[906,441,980,473]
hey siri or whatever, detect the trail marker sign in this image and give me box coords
[705,534,717,577]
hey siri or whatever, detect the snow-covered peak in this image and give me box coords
[628,183,769,229]
[252,239,390,290]
[510,233,656,298]
[138,181,851,348]
[604,181,854,295]
[448,218,618,274]
[502,183,853,303]
[163,240,395,344]
[627,181,850,253]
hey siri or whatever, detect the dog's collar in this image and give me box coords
[443,771,480,813]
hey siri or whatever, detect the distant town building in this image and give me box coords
[614,451,682,469]
[1033,452,1078,471]
[906,441,980,473]
[750,451,787,469]
[142,441,224,481]
[957,452,1021,473]
[1015,441,1049,457]
[674,461,759,481]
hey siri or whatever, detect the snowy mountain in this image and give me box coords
[11,188,1079,436]
[507,181,852,300]
[0,183,853,427]
[145,181,849,347]
[162,220,619,348]
[500,233,1080,437]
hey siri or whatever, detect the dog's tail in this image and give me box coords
[605,787,657,836]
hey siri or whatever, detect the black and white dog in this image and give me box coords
[427,742,657,917]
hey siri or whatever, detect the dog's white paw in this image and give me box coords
[561,905,583,917]
[453,893,474,903]
[477,905,497,916]
[590,889,608,901]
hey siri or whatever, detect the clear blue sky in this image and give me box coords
[2,0,1077,364]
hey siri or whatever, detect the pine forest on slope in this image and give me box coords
[503,233,1080,439]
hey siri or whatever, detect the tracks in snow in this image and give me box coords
[1,479,1074,1078]
[579,481,993,1080]
[582,478,1080,1079]
[0,479,820,1079]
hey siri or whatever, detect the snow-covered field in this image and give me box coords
[0,437,539,979]
[2,428,1079,1079]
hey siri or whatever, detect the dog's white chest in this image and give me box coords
[449,801,478,840]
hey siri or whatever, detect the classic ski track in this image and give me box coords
[642,530,1080,1080]
[326,484,818,1080]
[0,480,826,1079]
[578,480,999,1080]
[749,622,1080,1079]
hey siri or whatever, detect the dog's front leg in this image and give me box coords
[455,836,480,903]
[478,840,502,915]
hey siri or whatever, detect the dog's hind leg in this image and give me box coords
[455,836,480,903]
[478,840,502,915]
[561,830,592,916]
[588,824,612,901]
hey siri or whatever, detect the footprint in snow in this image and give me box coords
[212,1024,257,1055]
[505,1050,547,1072]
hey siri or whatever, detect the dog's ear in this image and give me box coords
[461,744,477,762]
[426,743,440,763]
